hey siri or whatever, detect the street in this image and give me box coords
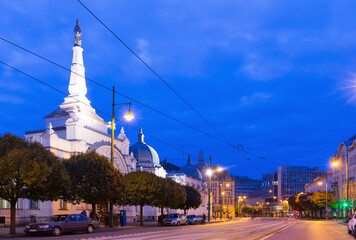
[6,218,352,240]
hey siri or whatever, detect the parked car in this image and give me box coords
[348,213,356,237]
[187,215,203,225]
[24,214,99,236]
[162,213,187,226]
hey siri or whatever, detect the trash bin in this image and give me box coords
[120,210,126,227]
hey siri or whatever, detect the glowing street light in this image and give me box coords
[124,104,134,121]
[332,160,339,168]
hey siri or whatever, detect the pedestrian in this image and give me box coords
[81,210,87,217]
[202,213,206,224]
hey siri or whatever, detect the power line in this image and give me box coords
[0,37,274,168]
[0,59,272,172]
[76,0,234,148]
[0,36,232,147]
[0,60,193,158]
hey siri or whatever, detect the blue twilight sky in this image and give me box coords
[1,0,356,179]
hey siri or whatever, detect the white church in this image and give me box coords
[0,20,208,225]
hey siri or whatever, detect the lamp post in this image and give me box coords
[109,86,134,228]
[331,159,340,219]
[206,155,212,222]
[217,167,223,220]
[226,183,230,219]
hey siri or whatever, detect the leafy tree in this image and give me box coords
[154,177,186,216]
[0,133,69,234]
[179,185,202,215]
[123,171,158,226]
[63,151,124,219]
[310,191,336,209]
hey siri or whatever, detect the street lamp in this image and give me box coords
[206,156,213,222]
[217,167,223,220]
[330,159,340,220]
[109,86,134,228]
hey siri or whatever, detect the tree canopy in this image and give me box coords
[124,171,158,225]
[0,133,69,234]
[153,177,186,215]
[63,151,124,218]
[179,185,202,214]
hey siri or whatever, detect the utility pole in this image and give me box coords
[109,86,115,228]
[326,174,328,220]
[208,155,211,222]
[346,146,349,219]
[220,170,222,220]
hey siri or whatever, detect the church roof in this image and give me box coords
[129,128,160,168]
[179,155,202,180]
[161,160,181,173]
[44,108,69,119]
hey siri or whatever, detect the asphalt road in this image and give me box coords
[5,218,353,240]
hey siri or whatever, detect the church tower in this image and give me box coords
[43,19,108,142]
[198,150,204,168]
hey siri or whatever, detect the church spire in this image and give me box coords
[198,149,204,167]
[74,19,82,47]
[187,154,192,165]
[64,19,90,105]
[138,128,145,143]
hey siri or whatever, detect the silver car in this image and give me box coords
[162,213,187,226]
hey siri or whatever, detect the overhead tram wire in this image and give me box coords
[0,36,232,147]
[0,60,193,159]
[236,149,265,175]
[76,0,235,148]
[0,38,273,165]
[241,148,279,165]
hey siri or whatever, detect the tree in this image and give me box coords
[153,177,186,216]
[179,185,202,214]
[310,191,336,209]
[123,171,158,226]
[63,151,124,219]
[0,133,69,235]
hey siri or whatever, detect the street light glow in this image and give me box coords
[124,109,134,121]
[332,161,339,167]
[206,169,213,176]
[217,167,223,172]
[318,182,322,186]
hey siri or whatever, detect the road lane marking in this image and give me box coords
[254,221,296,240]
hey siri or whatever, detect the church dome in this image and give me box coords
[179,155,202,180]
[129,128,160,168]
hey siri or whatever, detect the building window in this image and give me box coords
[29,200,38,209]
[60,200,67,210]
[0,199,10,209]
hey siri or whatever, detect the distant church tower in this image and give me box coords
[198,150,204,168]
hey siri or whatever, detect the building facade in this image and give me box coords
[277,166,325,201]
[305,171,332,193]
[332,134,356,217]
[234,176,262,200]
[261,172,278,203]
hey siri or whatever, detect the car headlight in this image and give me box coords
[39,225,50,229]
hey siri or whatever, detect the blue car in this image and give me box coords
[187,215,204,225]
[24,214,99,236]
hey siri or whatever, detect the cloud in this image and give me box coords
[0,93,24,104]
[239,54,290,81]
[240,92,271,106]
